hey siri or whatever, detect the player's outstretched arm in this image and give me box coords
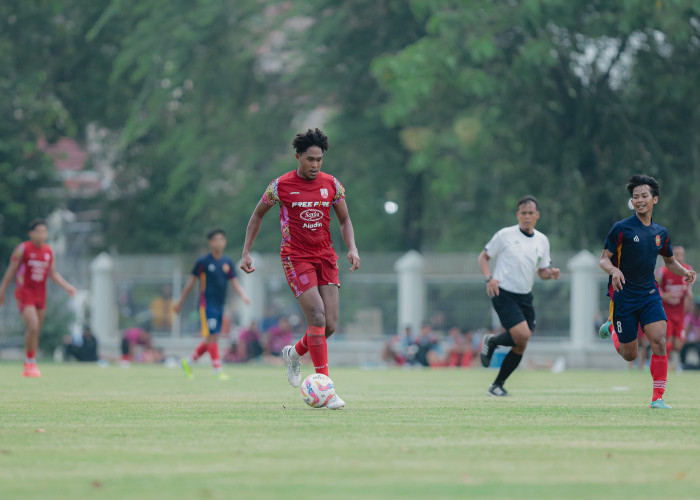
[663,255,697,285]
[0,246,23,305]
[230,277,250,305]
[241,200,273,274]
[333,199,360,271]
[174,276,197,313]
[50,259,77,297]
[599,249,625,291]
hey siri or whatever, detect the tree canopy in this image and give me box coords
[2,0,700,259]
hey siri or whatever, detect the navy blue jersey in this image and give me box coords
[191,253,236,309]
[604,215,673,294]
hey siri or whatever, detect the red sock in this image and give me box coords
[208,343,221,370]
[650,354,667,401]
[611,331,620,352]
[295,334,309,357]
[192,342,208,361]
[26,350,36,361]
[306,326,328,376]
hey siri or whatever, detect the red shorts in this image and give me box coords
[14,287,46,312]
[666,315,686,340]
[281,255,340,297]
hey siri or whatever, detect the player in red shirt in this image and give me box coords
[240,129,361,409]
[0,219,76,377]
[656,245,694,370]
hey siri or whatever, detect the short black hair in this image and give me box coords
[292,128,329,154]
[517,195,539,210]
[626,174,660,198]
[29,218,48,230]
[207,228,226,240]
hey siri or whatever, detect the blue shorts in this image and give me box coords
[199,305,223,336]
[610,288,667,344]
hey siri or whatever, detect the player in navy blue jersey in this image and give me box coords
[599,175,696,409]
[174,229,250,379]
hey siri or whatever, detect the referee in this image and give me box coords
[477,195,560,396]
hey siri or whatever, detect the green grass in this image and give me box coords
[1,362,699,500]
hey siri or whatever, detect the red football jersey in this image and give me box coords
[657,264,692,319]
[261,170,345,259]
[15,241,53,292]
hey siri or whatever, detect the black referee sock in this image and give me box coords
[494,350,523,387]
[490,331,515,348]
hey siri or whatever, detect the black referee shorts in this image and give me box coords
[491,288,536,331]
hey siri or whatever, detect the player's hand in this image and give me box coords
[242,296,251,305]
[66,285,77,297]
[173,301,183,314]
[686,269,697,285]
[611,268,625,291]
[347,249,360,271]
[550,267,561,280]
[486,277,500,297]
[240,253,255,274]
[0,293,4,306]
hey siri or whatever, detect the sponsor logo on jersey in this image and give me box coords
[300,209,324,222]
[655,235,661,246]
[320,188,329,198]
[292,201,331,208]
[303,222,323,229]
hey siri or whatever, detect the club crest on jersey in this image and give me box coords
[320,188,329,199]
[655,235,661,247]
[223,263,230,273]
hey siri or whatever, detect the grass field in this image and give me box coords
[1,362,700,500]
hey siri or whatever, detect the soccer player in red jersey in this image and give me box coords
[0,219,77,377]
[240,129,361,409]
[656,245,694,370]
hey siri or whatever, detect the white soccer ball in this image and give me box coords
[300,373,335,408]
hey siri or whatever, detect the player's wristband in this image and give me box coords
[485,275,493,283]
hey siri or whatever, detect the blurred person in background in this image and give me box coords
[240,128,360,410]
[175,228,250,380]
[265,316,293,358]
[150,285,174,332]
[656,245,694,371]
[445,326,472,368]
[63,326,98,362]
[478,196,560,396]
[382,325,415,366]
[0,218,77,378]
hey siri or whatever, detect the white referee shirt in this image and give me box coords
[484,225,551,294]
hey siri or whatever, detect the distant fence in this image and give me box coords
[5,249,695,347]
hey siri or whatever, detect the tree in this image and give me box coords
[89,0,299,253]
[373,0,700,250]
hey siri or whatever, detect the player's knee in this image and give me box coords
[307,310,326,328]
[324,319,337,338]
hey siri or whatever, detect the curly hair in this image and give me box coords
[292,128,329,154]
[626,174,660,198]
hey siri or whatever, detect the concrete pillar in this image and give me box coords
[90,252,117,342]
[238,251,265,327]
[395,251,424,337]
[568,250,600,349]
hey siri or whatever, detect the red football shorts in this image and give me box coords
[666,314,686,340]
[281,255,340,297]
[15,287,47,312]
